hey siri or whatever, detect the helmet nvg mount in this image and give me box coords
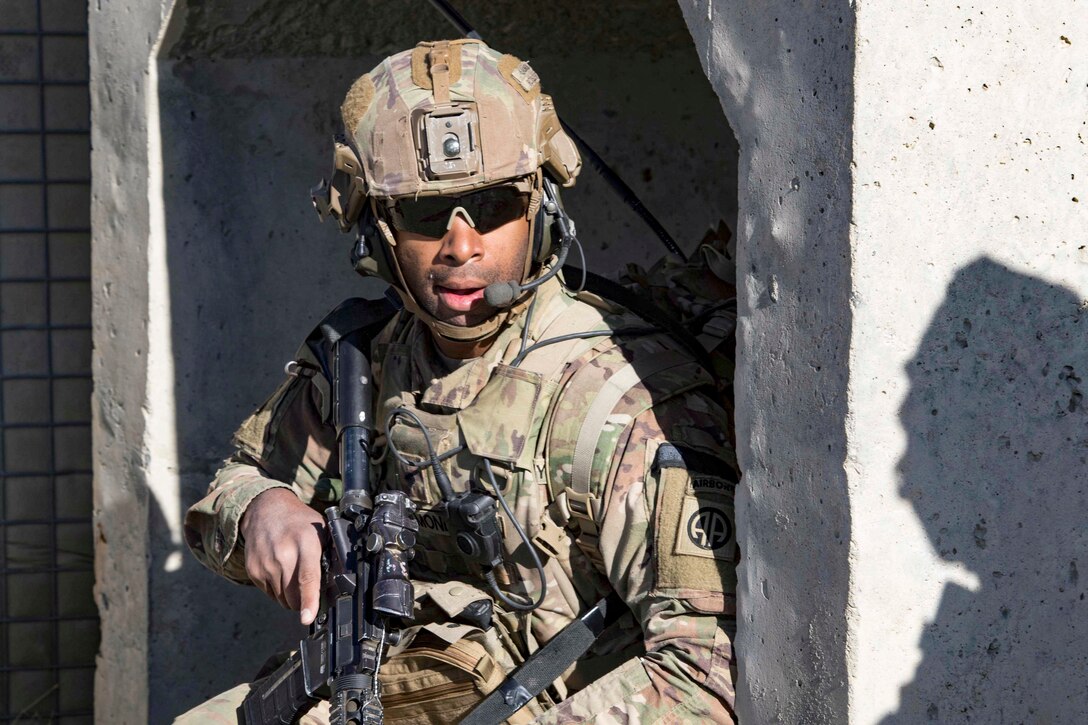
[311,39,583,343]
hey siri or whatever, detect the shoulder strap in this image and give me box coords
[298,295,397,381]
[548,347,703,570]
[540,272,727,567]
[293,295,398,423]
[569,350,690,499]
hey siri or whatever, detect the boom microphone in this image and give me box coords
[484,281,521,308]
[483,261,563,308]
[484,176,576,309]
[484,233,572,308]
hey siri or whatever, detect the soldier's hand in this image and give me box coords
[240,488,325,625]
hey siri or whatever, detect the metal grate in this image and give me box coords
[0,0,96,722]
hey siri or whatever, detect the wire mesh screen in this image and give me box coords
[0,0,97,721]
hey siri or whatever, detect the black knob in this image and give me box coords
[457,532,478,557]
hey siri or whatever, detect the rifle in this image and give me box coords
[242,301,415,725]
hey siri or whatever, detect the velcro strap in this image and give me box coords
[429,42,451,105]
[653,442,738,481]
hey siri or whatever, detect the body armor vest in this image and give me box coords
[362,278,714,641]
[370,282,610,601]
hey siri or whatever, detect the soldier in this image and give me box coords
[180,39,738,724]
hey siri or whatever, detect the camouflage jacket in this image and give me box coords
[185,277,738,723]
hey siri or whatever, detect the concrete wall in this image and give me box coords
[90,2,172,722]
[681,0,1087,722]
[849,3,1087,722]
[93,0,1088,722]
[93,1,738,720]
[678,2,855,721]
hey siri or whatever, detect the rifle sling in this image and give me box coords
[305,295,397,385]
[460,592,626,725]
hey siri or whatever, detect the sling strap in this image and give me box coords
[459,592,625,725]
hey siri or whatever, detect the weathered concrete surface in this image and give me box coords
[678,1,855,722]
[98,1,1088,722]
[683,1,1087,723]
[850,3,1088,723]
[89,1,174,723]
[167,0,698,61]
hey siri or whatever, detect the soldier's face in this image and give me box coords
[393,211,530,327]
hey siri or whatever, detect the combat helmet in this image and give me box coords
[312,39,583,343]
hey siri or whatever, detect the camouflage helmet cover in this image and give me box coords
[341,39,581,200]
[314,40,582,343]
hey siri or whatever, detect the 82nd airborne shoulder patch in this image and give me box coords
[652,443,738,593]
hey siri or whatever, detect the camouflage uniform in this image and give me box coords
[183,274,738,723]
[180,37,738,724]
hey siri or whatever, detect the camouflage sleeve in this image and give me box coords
[183,370,340,584]
[537,390,738,724]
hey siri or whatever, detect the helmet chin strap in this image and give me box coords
[375,201,545,345]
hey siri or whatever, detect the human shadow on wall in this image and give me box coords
[882,258,1088,723]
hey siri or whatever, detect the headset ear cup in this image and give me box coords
[331,140,368,232]
[350,203,379,265]
[353,200,399,286]
[532,205,548,263]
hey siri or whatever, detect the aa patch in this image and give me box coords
[675,496,734,560]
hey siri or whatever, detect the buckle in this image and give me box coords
[565,490,599,521]
[551,491,573,526]
[530,518,567,561]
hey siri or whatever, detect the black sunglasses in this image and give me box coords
[388,185,530,238]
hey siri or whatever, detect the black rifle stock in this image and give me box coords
[242,321,417,725]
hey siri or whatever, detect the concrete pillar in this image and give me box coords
[680,0,1087,722]
[678,0,855,720]
[90,2,172,722]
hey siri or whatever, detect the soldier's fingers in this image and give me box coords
[255,558,284,607]
[250,550,285,608]
[262,575,290,610]
[245,551,277,603]
[282,576,300,611]
[280,550,302,612]
[297,538,322,625]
